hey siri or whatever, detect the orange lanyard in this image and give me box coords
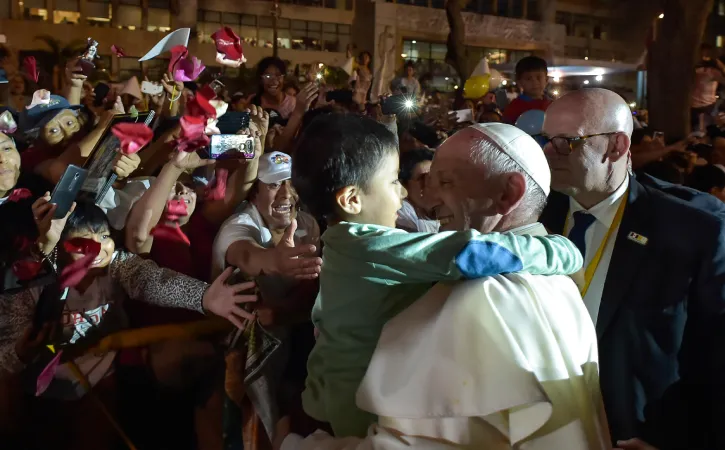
[564,191,627,297]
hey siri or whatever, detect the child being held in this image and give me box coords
[502,56,552,125]
[292,113,582,438]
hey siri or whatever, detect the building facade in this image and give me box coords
[0,0,644,87]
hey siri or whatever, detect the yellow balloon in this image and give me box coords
[464,74,490,99]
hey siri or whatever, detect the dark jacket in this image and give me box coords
[541,175,725,449]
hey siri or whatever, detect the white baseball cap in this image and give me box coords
[470,123,551,196]
[258,151,292,185]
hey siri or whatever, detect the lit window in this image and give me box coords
[718,36,723,48]
[719,0,725,16]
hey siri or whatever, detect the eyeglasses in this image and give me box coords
[261,74,284,81]
[537,132,619,155]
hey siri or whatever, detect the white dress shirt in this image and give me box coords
[565,178,629,324]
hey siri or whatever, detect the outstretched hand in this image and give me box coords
[203,267,258,329]
[269,219,322,280]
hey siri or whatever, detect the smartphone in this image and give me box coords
[50,165,89,219]
[93,83,110,107]
[381,94,413,116]
[209,134,255,159]
[210,79,225,96]
[216,111,251,135]
[141,80,163,95]
[453,109,474,123]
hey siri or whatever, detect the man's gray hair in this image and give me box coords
[469,138,548,219]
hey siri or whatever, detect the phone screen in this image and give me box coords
[209,135,255,159]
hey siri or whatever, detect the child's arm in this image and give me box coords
[327,224,582,284]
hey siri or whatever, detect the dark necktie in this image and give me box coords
[568,211,597,259]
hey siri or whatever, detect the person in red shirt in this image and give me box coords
[502,56,552,124]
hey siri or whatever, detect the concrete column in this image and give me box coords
[538,0,556,23]
[111,0,119,27]
[351,0,375,61]
[46,0,54,22]
[141,0,147,30]
[79,0,87,22]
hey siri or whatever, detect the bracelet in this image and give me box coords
[167,91,182,103]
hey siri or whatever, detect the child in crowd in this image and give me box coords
[292,113,583,437]
[502,56,552,124]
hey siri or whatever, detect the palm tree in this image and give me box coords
[33,35,88,91]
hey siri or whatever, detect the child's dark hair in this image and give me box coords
[687,165,725,193]
[292,114,398,219]
[515,56,548,79]
[61,200,111,241]
[400,148,435,184]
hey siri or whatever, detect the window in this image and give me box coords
[0,0,9,19]
[496,0,508,16]
[526,0,539,20]
[719,0,725,16]
[511,0,524,18]
[24,0,47,21]
[555,11,572,36]
[54,0,80,24]
[718,35,724,48]
[401,39,458,91]
[147,8,170,32]
[86,1,111,26]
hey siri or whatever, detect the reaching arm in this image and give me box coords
[125,164,183,254]
[109,251,207,313]
[0,290,36,377]
[324,224,583,284]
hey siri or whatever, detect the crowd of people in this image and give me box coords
[0,33,724,450]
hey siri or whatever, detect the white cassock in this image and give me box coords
[283,235,610,449]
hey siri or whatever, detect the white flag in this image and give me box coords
[139,28,191,62]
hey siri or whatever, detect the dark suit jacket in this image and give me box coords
[540,175,725,450]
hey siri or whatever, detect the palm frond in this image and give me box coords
[33,35,62,55]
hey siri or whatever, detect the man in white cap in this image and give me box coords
[213,150,321,281]
[279,124,609,449]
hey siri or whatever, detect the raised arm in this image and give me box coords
[110,251,258,328]
[110,251,207,312]
[125,151,214,254]
[202,106,268,226]
[277,84,319,155]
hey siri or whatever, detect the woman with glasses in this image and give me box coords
[252,57,297,120]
